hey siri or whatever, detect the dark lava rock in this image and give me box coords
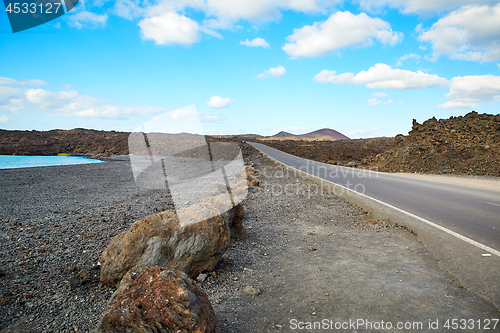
[95,267,220,333]
[360,111,500,177]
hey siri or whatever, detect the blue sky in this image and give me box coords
[1,0,500,138]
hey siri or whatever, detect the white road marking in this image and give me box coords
[486,202,500,207]
[254,145,500,258]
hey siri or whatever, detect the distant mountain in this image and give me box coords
[238,134,263,138]
[273,128,350,140]
[299,128,350,140]
[274,131,295,137]
[216,134,263,139]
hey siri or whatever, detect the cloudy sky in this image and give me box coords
[1,0,500,138]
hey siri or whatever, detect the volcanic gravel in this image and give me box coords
[1,153,498,332]
[0,156,176,332]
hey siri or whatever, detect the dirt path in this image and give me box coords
[202,155,499,332]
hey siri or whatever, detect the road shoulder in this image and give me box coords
[202,155,499,332]
[392,172,500,190]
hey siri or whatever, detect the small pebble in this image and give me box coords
[244,286,260,297]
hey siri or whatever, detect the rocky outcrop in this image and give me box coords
[360,111,500,177]
[255,137,394,165]
[0,128,260,160]
[96,267,220,333]
[0,128,129,156]
[99,193,246,287]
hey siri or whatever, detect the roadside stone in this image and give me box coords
[95,267,221,333]
[197,273,207,282]
[248,177,259,189]
[78,269,89,280]
[245,166,256,178]
[99,193,246,287]
[243,286,260,297]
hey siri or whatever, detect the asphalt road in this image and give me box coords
[248,142,500,255]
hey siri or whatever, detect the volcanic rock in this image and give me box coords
[99,193,245,287]
[95,267,220,333]
[360,111,500,176]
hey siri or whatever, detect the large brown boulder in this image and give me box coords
[95,267,220,333]
[99,193,245,287]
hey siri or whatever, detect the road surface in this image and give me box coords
[249,142,500,254]
[249,141,500,306]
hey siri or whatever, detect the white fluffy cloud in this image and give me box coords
[79,1,346,45]
[0,116,8,123]
[438,74,500,108]
[0,86,22,105]
[179,0,342,25]
[25,89,79,109]
[199,113,220,122]
[201,0,282,24]
[0,77,221,121]
[119,0,343,37]
[139,11,201,45]
[282,11,403,58]
[0,77,168,118]
[314,63,448,89]
[396,53,421,66]
[114,0,144,19]
[206,96,234,108]
[240,37,270,48]
[256,66,287,79]
[357,0,493,15]
[367,98,393,106]
[418,4,500,62]
[67,11,108,29]
[371,91,388,97]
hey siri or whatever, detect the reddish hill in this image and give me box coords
[298,128,350,140]
[273,128,350,140]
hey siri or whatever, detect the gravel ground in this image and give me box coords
[1,153,498,332]
[0,156,175,332]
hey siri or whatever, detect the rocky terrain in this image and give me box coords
[1,145,498,332]
[0,128,375,163]
[3,111,499,179]
[360,111,500,177]
[252,136,394,165]
[0,129,129,157]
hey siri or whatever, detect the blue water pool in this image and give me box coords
[0,155,105,169]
